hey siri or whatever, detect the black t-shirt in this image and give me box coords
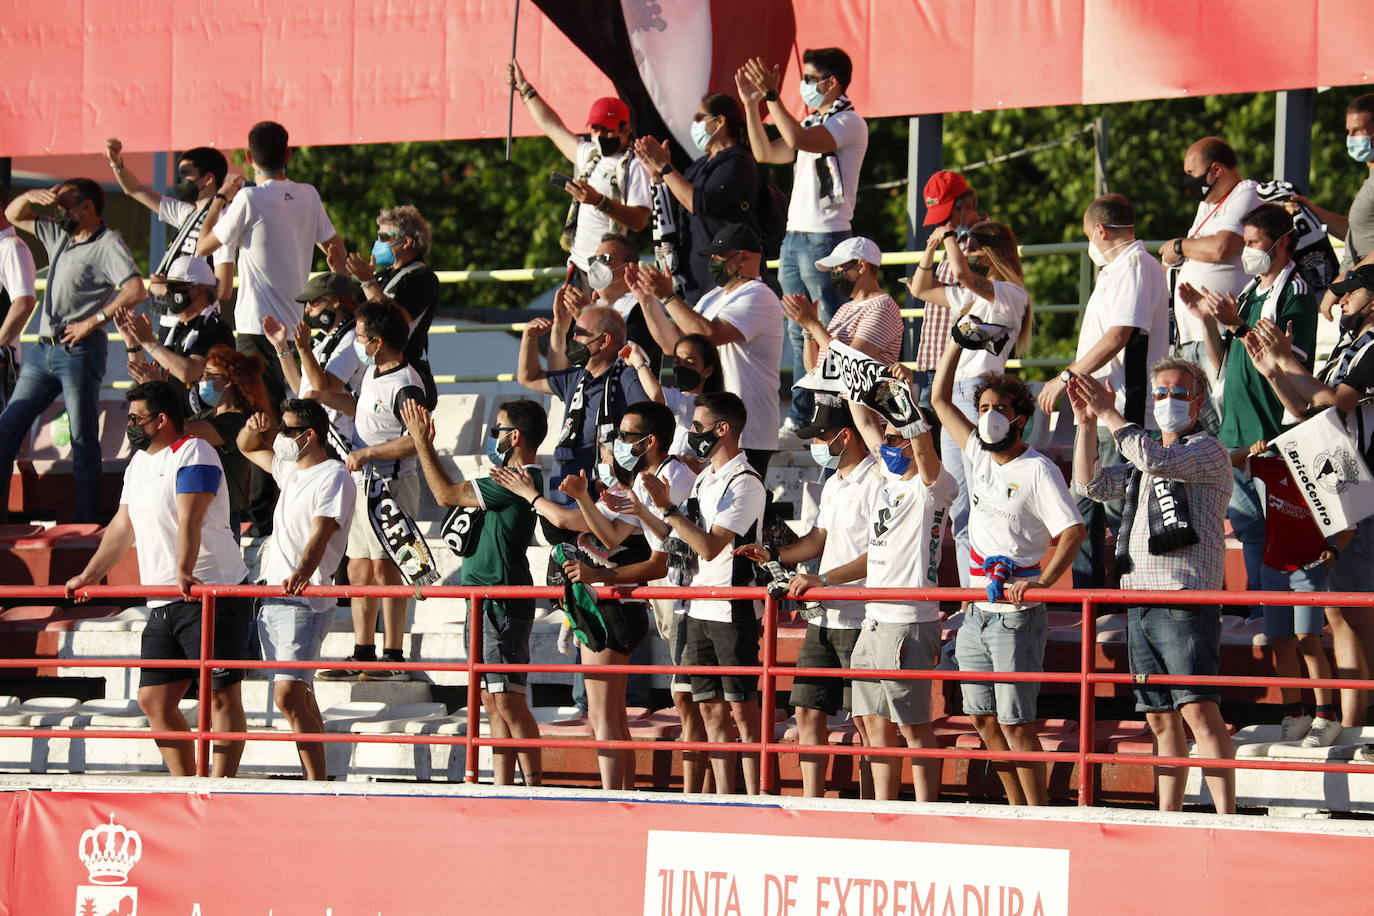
[199,409,251,515]
[680,145,761,304]
[377,262,440,367]
[166,310,234,359]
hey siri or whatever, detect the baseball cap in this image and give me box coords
[587,97,631,131]
[796,395,854,439]
[294,272,357,303]
[815,236,882,271]
[164,255,215,288]
[702,223,763,256]
[921,170,971,226]
[1329,265,1374,297]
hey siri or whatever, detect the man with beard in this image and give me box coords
[116,256,233,391]
[931,333,1085,806]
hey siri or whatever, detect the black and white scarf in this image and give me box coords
[1114,433,1200,575]
[557,361,625,451]
[156,201,214,276]
[802,95,854,211]
[1319,326,1374,390]
[560,148,630,253]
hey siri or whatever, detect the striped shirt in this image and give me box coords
[1075,426,1232,591]
[822,293,904,366]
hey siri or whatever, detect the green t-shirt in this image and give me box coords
[462,467,543,617]
[1219,276,1317,449]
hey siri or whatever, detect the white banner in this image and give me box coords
[643,830,1069,916]
[1272,406,1374,537]
[794,340,926,437]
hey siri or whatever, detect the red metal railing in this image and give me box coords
[4,582,1374,803]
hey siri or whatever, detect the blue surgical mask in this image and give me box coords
[371,238,397,268]
[878,443,911,476]
[596,462,619,489]
[1349,135,1374,164]
[809,432,842,470]
[353,338,375,367]
[690,118,716,153]
[612,437,645,472]
[799,78,826,109]
[487,432,512,466]
[197,379,222,406]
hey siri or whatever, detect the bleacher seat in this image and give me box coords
[10,400,131,518]
[0,605,121,631]
[79,700,148,727]
[321,702,390,732]
[431,393,486,457]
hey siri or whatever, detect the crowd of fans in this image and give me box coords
[1,51,1373,810]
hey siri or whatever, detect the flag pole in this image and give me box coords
[505,0,522,162]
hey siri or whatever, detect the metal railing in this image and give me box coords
[2,582,1373,804]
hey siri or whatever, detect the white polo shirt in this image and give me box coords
[120,436,247,607]
[212,178,336,334]
[865,467,960,624]
[261,455,356,612]
[1077,240,1170,429]
[1173,178,1261,344]
[684,452,766,622]
[813,456,885,628]
[694,279,784,451]
[0,227,35,356]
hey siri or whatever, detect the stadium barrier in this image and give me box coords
[2,581,1373,803]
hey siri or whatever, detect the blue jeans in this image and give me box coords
[0,336,107,522]
[1127,605,1221,712]
[954,605,1048,725]
[1259,564,1327,639]
[1072,427,1125,589]
[780,229,850,425]
[1227,468,1266,617]
[939,378,981,586]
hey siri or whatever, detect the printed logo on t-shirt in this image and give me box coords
[872,506,893,539]
[1006,482,1021,499]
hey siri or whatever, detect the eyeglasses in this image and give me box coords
[202,374,229,389]
[1151,386,1193,401]
[127,413,155,426]
[882,434,910,447]
[615,430,647,443]
[280,425,310,437]
[489,425,517,438]
[692,112,716,123]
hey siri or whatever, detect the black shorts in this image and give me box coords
[140,595,254,690]
[682,614,760,703]
[600,600,650,656]
[790,624,861,716]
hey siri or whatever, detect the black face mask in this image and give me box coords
[55,207,79,234]
[306,308,338,332]
[672,364,703,392]
[596,135,623,157]
[830,267,857,299]
[164,285,196,314]
[707,257,735,288]
[1183,167,1213,201]
[565,331,593,367]
[1341,305,1372,334]
[967,257,991,278]
[126,421,154,452]
[685,426,721,460]
[174,177,200,203]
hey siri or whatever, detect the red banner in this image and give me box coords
[2,788,1371,914]
[0,1,1369,158]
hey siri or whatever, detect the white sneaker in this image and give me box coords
[777,418,805,447]
[1301,716,1343,748]
[1280,713,1313,743]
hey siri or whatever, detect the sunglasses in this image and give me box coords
[280,425,311,437]
[377,231,399,242]
[614,430,647,443]
[589,253,621,265]
[489,425,517,438]
[882,434,910,447]
[1151,386,1193,401]
[127,413,156,426]
[801,73,830,84]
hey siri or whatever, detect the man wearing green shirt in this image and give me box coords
[403,397,548,788]
[1178,202,1318,608]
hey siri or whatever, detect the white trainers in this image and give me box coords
[1301,716,1343,748]
[1280,713,1313,743]
[777,417,805,448]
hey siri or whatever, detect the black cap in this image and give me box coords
[796,396,853,439]
[702,223,763,256]
[294,272,357,303]
[1329,265,1374,297]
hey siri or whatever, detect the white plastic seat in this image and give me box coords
[74,606,151,632]
[432,393,486,456]
[321,701,390,733]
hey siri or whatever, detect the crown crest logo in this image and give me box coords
[78,813,141,885]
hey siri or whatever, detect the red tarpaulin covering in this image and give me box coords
[0,0,1369,157]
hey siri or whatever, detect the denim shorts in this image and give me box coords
[1259,564,1327,639]
[481,603,534,695]
[851,619,941,726]
[1127,604,1221,712]
[954,605,1047,725]
[256,599,333,682]
[1328,515,1374,593]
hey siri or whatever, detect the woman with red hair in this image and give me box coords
[187,344,278,535]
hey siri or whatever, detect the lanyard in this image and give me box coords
[1190,183,1238,238]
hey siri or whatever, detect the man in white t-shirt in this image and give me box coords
[508,60,651,288]
[636,223,784,471]
[826,405,957,802]
[735,397,881,798]
[1161,137,1260,378]
[238,398,355,781]
[196,120,346,405]
[1038,194,1170,588]
[642,392,766,795]
[317,303,426,682]
[64,381,251,778]
[932,338,1085,807]
[737,47,869,436]
[0,191,36,407]
[104,139,236,309]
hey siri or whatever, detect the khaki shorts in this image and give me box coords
[346,474,421,561]
[851,619,941,726]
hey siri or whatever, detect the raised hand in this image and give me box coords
[523,316,553,339]
[105,137,124,170]
[559,469,590,502]
[399,400,435,443]
[293,321,312,354]
[781,294,820,330]
[741,57,781,95]
[491,465,538,501]
[633,136,671,173]
[245,411,274,436]
[638,471,671,510]
[262,315,289,350]
[345,250,375,285]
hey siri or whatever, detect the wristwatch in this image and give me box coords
[660,503,680,517]
[1058,369,1073,384]
[763,90,779,103]
[1173,238,1185,259]
[657,163,674,179]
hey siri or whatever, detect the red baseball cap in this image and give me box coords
[587,97,630,131]
[922,170,971,225]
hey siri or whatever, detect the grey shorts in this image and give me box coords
[954,605,1047,725]
[1328,515,1374,593]
[790,623,860,716]
[1127,605,1221,712]
[480,602,534,695]
[256,599,332,682]
[851,619,941,726]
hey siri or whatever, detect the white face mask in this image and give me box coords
[1153,396,1194,433]
[1241,246,1271,277]
[273,431,306,464]
[1087,234,1130,268]
[977,409,1012,447]
[587,260,616,292]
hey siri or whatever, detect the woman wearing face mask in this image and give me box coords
[633,94,760,304]
[186,344,277,535]
[910,218,1032,586]
[781,235,904,378]
[626,333,724,458]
